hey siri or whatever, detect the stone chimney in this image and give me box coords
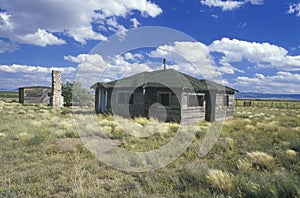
[50,70,64,108]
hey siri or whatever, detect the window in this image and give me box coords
[188,94,204,107]
[224,95,229,106]
[117,92,134,105]
[159,92,170,107]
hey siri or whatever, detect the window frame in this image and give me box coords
[187,93,205,108]
[117,92,134,105]
[158,91,171,107]
[223,95,229,106]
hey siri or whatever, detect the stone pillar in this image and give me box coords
[50,70,64,108]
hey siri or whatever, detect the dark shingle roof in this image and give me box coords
[19,86,51,89]
[91,69,238,93]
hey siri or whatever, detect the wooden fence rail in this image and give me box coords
[235,99,300,109]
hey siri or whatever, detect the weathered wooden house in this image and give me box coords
[91,69,238,122]
[19,86,51,105]
[18,70,64,107]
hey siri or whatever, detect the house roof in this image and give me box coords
[19,86,51,89]
[91,69,238,93]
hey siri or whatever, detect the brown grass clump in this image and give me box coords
[286,149,297,157]
[256,121,279,132]
[133,117,149,126]
[245,124,256,132]
[206,169,236,194]
[237,151,275,172]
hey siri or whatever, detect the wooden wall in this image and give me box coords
[19,87,51,105]
[95,86,236,122]
[215,93,235,121]
[181,92,206,123]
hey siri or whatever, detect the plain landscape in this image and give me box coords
[0,92,299,197]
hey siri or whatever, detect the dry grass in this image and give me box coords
[206,169,236,194]
[0,101,299,197]
[238,151,275,172]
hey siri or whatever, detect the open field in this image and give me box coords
[236,98,300,109]
[0,99,299,197]
[0,91,18,102]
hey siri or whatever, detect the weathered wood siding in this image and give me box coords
[94,86,236,122]
[19,87,51,105]
[215,93,226,121]
[181,92,206,123]
[145,87,181,122]
[225,94,235,118]
[215,93,235,121]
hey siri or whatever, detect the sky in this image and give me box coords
[0,0,300,93]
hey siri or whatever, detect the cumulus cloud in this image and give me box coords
[200,0,264,11]
[200,0,245,11]
[0,0,162,46]
[150,41,221,79]
[287,3,300,17]
[236,72,300,93]
[65,53,152,89]
[124,52,144,61]
[209,38,300,71]
[0,64,76,89]
[14,29,66,47]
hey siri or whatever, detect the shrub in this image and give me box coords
[245,124,256,132]
[256,121,278,132]
[286,149,297,157]
[133,117,149,126]
[237,151,275,172]
[206,169,236,194]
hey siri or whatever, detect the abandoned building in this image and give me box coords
[19,70,64,107]
[91,68,238,122]
[19,86,52,105]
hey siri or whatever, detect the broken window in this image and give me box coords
[117,92,134,105]
[224,95,229,106]
[159,93,170,107]
[188,94,204,107]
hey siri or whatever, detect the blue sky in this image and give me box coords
[0,0,300,93]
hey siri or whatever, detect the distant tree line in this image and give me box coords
[62,81,93,107]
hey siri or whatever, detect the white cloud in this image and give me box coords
[247,0,264,5]
[211,14,219,19]
[219,66,235,74]
[0,0,162,46]
[67,27,107,45]
[124,52,144,61]
[209,38,300,71]
[150,41,221,79]
[14,29,66,47]
[287,3,300,17]
[0,64,76,89]
[236,72,300,93]
[200,0,245,11]
[106,18,128,40]
[130,18,141,28]
[65,53,152,89]
[0,39,19,53]
[200,0,264,11]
